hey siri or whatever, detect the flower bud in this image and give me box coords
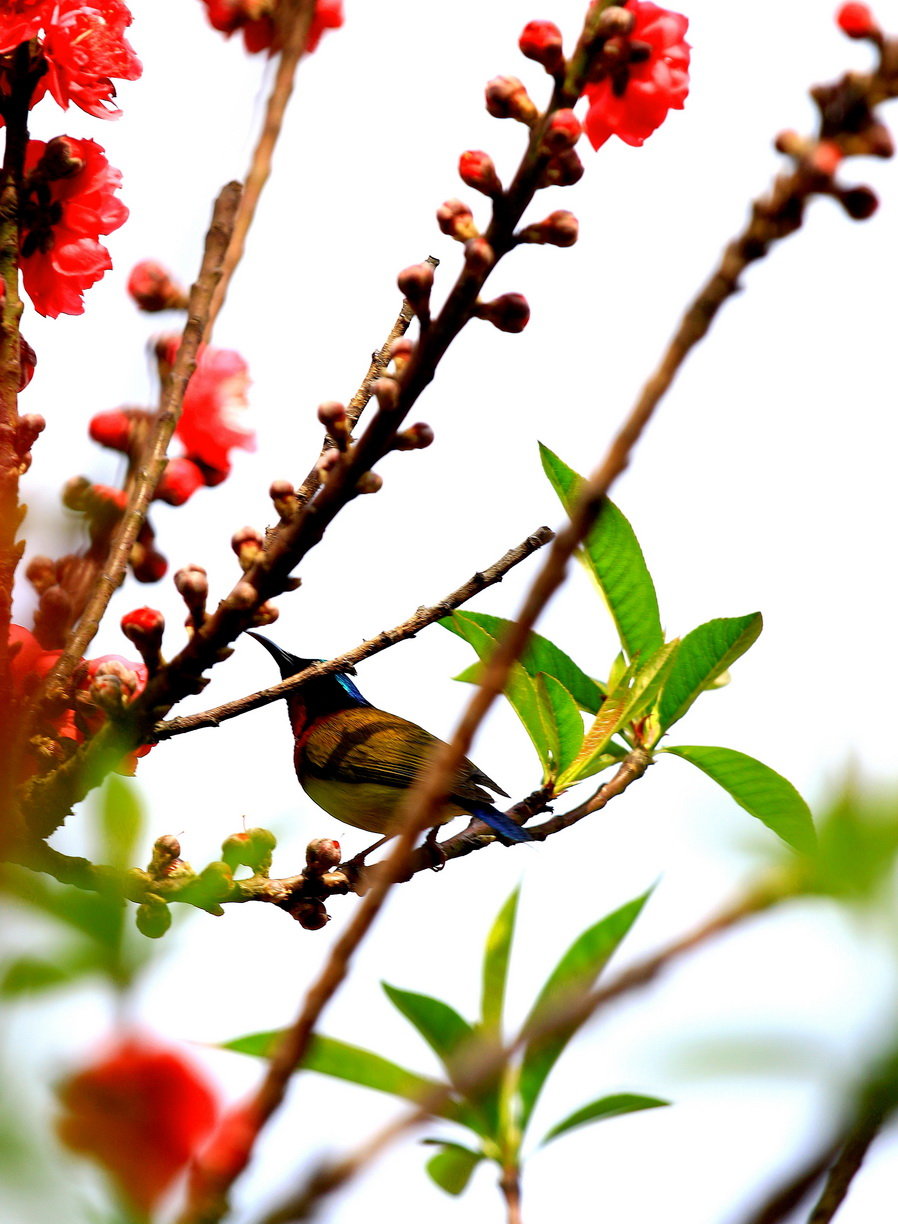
[517,209,579,247]
[130,545,167,584]
[371,377,400,411]
[306,837,342,873]
[149,833,182,876]
[19,337,36,391]
[270,478,298,521]
[836,2,879,38]
[389,337,415,371]
[519,20,565,74]
[458,150,502,196]
[231,525,264,571]
[317,400,350,448]
[475,293,531,334]
[156,457,205,506]
[808,141,842,177]
[231,581,257,610]
[253,601,279,627]
[26,555,57,595]
[357,471,383,495]
[541,109,582,154]
[540,148,584,188]
[289,898,330,930]
[394,422,435,451]
[17,413,45,455]
[127,260,188,312]
[437,198,479,242]
[136,897,172,939]
[174,565,209,626]
[485,76,537,125]
[316,447,342,482]
[595,5,636,37]
[89,670,126,715]
[464,237,495,275]
[838,184,879,219]
[89,409,135,453]
[397,262,434,320]
[121,606,165,671]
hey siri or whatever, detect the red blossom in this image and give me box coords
[199,0,343,55]
[20,136,128,318]
[836,3,878,38]
[583,0,690,151]
[160,339,255,486]
[0,0,141,119]
[57,1035,218,1214]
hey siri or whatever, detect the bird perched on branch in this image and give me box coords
[248,633,531,848]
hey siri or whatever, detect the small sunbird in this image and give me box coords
[248,633,531,845]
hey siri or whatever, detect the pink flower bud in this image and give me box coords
[371,377,400,410]
[127,260,188,312]
[540,148,584,188]
[517,210,579,247]
[458,150,502,196]
[389,337,415,371]
[519,20,565,74]
[436,198,479,242]
[394,422,435,451]
[836,3,878,38]
[357,471,383,495]
[270,478,298,520]
[397,262,434,319]
[808,141,843,177]
[90,410,134,453]
[464,237,495,275]
[306,837,342,873]
[317,401,349,445]
[121,607,165,671]
[485,76,537,125]
[231,525,264,571]
[475,293,531,334]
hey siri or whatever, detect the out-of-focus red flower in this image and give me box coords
[57,1034,218,1215]
[198,0,343,55]
[20,136,128,318]
[836,3,878,38]
[160,339,255,487]
[583,0,690,150]
[127,259,187,312]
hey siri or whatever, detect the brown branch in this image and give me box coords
[205,0,318,337]
[254,876,789,1224]
[39,182,241,705]
[806,1113,885,1224]
[295,256,437,506]
[154,524,553,740]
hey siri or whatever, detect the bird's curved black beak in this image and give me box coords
[246,631,314,680]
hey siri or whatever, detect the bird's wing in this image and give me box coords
[300,709,508,799]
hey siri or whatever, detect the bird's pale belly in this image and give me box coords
[300,775,464,836]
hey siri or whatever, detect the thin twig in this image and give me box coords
[205,0,318,337]
[155,524,553,740]
[40,182,242,703]
[806,1113,885,1224]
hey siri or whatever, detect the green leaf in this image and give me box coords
[536,675,585,775]
[481,887,519,1034]
[96,775,143,870]
[663,745,816,853]
[0,955,80,996]
[518,890,652,1129]
[424,1143,484,1195]
[658,614,763,733]
[540,444,663,662]
[222,1030,458,1118]
[441,612,553,776]
[541,1093,670,1145]
[443,611,605,713]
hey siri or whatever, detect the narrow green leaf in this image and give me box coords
[442,611,605,712]
[540,444,663,661]
[97,775,143,871]
[658,614,763,732]
[536,674,585,774]
[664,745,816,853]
[541,1093,670,1145]
[424,1143,484,1195]
[481,887,520,1033]
[222,1030,458,1117]
[518,890,652,1129]
[0,956,79,996]
[441,612,553,775]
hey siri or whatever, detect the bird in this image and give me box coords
[248,632,531,849]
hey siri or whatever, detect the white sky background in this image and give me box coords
[8,0,898,1221]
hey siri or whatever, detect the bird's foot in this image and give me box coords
[424,826,446,872]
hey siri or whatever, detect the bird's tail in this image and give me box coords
[469,804,532,843]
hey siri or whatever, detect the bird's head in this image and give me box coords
[247,632,370,728]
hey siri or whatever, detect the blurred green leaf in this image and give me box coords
[481,887,519,1034]
[663,745,816,853]
[96,775,143,871]
[802,783,898,902]
[657,614,762,734]
[518,889,652,1128]
[541,1092,670,1145]
[424,1142,484,1195]
[536,674,585,775]
[0,951,101,996]
[223,1030,459,1118]
[539,444,663,662]
[441,612,554,776]
[443,611,605,713]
